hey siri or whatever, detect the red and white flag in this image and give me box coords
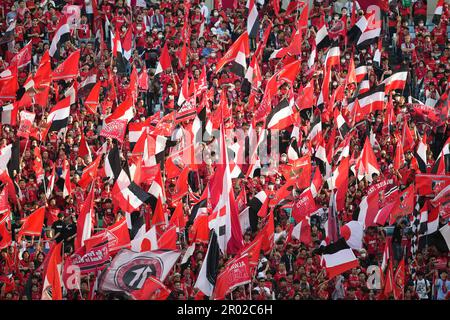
[41,243,63,300]
[356,137,380,182]
[155,42,172,75]
[208,124,244,255]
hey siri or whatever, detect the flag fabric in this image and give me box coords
[431,137,450,175]
[248,190,267,230]
[291,217,312,245]
[99,249,181,292]
[155,42,172,75]
[316,238,359,279]
[208,125,244,255]
[47,96,71,132]
[391,184,415,223]
[348,85,385,121]
[195,231,220,297]
[212,253,251,300]
[85,218,130,253]
[418,201,440,236]
[382,71,408,93]
[315,21,331,50]
[100,119,128,143]
[10,41,32,68]
[340,221,363,250]
[102,144,121,181]
[78,156,101,188]
[122,27,133,60]
[415,133,428,173]
[356,137,380,182]
[0,21,15,45]
[433,0,445,24]
[422,223,450,253]
[131,225,157,252]
[215,32,249,75]
[113,169,151,212]
[266,98,295,130]
[51,50,80,81]
[415,173,450,196]
[17,207,45,239]
[1,103,18,127]
[291,188,317,223]
[246,0,260,38]
[49,16,71,59]
[130,276,171,300]
[347,15,368,44]
[105,97,135,124]
[41,243,63,300]
[393,259,405,300]
[357,13,381,49]
[84,81,101,114]
[75,185,95,250]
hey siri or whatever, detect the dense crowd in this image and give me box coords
[0,0,449,300]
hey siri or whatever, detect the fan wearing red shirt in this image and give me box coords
[364,227,379,262]
[28,18,43,45]
[76,15,91,42]
[111,9,128,31]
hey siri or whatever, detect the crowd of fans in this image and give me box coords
[0,0,449,300]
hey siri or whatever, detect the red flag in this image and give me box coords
[18,207,45,240]
[282,155,311,183]
[0,171,17,204]
[78,131,91,159]
[347,58,357,84]
[157,225,178,250]
[169,204,186,230]
[84,82,101,114]
[402,119,415,152]
[296,79,315,111]
[213,253,251,300]
[291,216,312,245]
[331,157,350,211]
[17,110,36,139]
[151,196,167,231]
[0,188,9,215]
[0,211,11,250]
[155,42,172,75]
[384,259,394,298]
[356,137,380,182]
[273,0,280,17]
[278,60,301,84]
[100,119,128,143]
[33,146,45,184]
[84,218,130,253]
[261,209,274,254]
[238,232,263,272]
[10,41,32,68]
[215,32,249,74]
[179,41,188,68]
[131,276,170,300]
[292,189,317,222]
[41,242,63,300]
[75,185,95,250]
[393,139,405,171]
[390,184,415,223]
[0,74,18,101]
[393,259,405,300]
[78,156,101,189]
[51,50,80,81]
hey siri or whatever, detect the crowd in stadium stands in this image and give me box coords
[0,0,449,300]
